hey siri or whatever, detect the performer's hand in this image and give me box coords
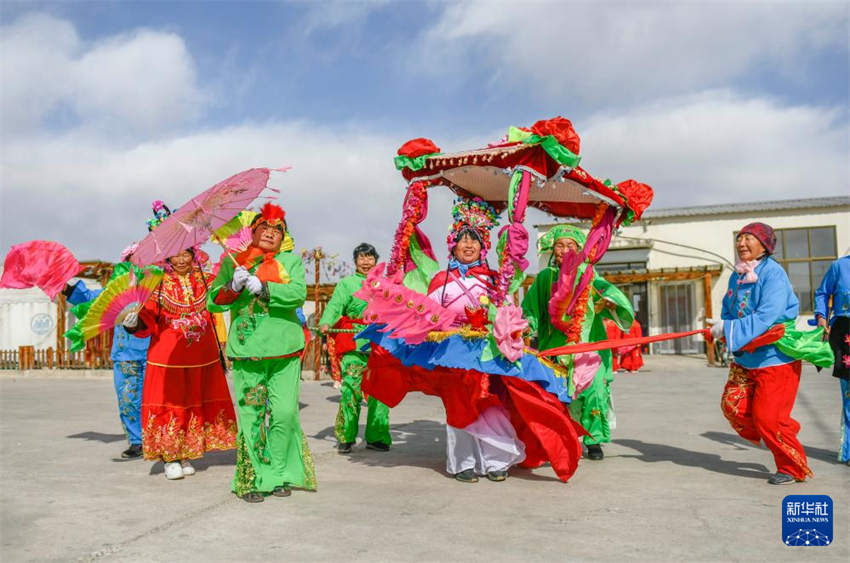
[320,324,330,334]
[817,315,830,337]
[245,275,263,295]
[333,380,341,390]
[230,266,249,292]
[709,320,725,340]
[122,311,139,329]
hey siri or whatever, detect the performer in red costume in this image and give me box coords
[124,202,237,481]
[618,319,644,372]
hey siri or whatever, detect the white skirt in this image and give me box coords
[445,405,526,474]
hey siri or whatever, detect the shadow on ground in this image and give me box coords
[701,430,843,465]
[148,449,236,475]
[66,431,126,443]
[312,419,561,482]
[613,438,771,479]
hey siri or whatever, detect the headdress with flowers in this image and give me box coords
[146,200,209,271]
[249,202,294,253]
[446,197,500,258]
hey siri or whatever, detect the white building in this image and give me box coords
[536,196,850,354]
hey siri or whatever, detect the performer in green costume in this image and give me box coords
[319,243,391,453]
[209,203,316,503]
[522,225,633,460]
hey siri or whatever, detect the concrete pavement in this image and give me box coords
[1,356,847,562]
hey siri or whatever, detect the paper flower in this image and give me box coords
[530,116,581,154]
[397,137,440,158]
[616,179,654,221]
[492,304,528,362]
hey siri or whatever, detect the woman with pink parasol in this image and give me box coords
[124,201,237,480]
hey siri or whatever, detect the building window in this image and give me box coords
[765,226,837,313]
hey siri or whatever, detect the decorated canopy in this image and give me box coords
[394,117,652,224]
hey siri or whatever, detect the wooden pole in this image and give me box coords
[56,293,66,367]
[313,250,321,381]
[703,273,716,366]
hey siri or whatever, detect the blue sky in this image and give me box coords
[1,1,848,267]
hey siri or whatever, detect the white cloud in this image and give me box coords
[2,91,845,269]
[416,1,848,103]
[0,122,416,265]
[0,13,203,135]
[578,90,848,206]
[299,0,392,35]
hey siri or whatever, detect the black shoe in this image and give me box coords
[121,444,143,459]
[487,470,508,482]
[272,485,292,497]
[337,442,354,454]
[366,441,390,452]
[586,444,604,460]
[454,469,478,483]
[767,472,797,485]
[240,492,265,503]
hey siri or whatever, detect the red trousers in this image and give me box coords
[721,361,812,480]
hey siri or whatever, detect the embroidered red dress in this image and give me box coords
[135,270,237,461]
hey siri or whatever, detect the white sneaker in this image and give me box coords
[164,461,184,480]
[180,460,196,476]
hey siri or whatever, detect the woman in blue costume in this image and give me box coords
[814,254,850,464]
[711,222,832,484]
[63,244,149,459]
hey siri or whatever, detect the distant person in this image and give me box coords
[319,243,391,454]
[603,318,622,372]
[814,254,850,464]
[618,319,644,372]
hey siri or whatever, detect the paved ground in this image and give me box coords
[1,356,847,562]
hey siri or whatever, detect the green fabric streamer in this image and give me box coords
[534,135,582,168]
[394,152,441,172]
[507,126,533,143]
[507,168,522,219]
[506,126,581,168]
[402,234,439,293]
[774,320,835,368]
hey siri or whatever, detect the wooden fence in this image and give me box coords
[0,346,109,370]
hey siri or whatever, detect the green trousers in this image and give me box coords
[334,352,391,445]
[569,370,612,446]
[231,356,316,495]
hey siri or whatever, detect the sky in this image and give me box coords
[1,0,848,273]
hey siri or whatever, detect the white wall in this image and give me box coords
[0,288,57,349]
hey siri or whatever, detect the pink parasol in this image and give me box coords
[0,240,82,299]
[130,167,289,267]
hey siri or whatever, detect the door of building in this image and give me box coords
[617,282,648,334]
[656,282,700,354]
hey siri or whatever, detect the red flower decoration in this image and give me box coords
[843,354,850,368]
[616,179,654,221]
[397,138,440,159]
[464,306,490,331]
[531,116,581,154]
